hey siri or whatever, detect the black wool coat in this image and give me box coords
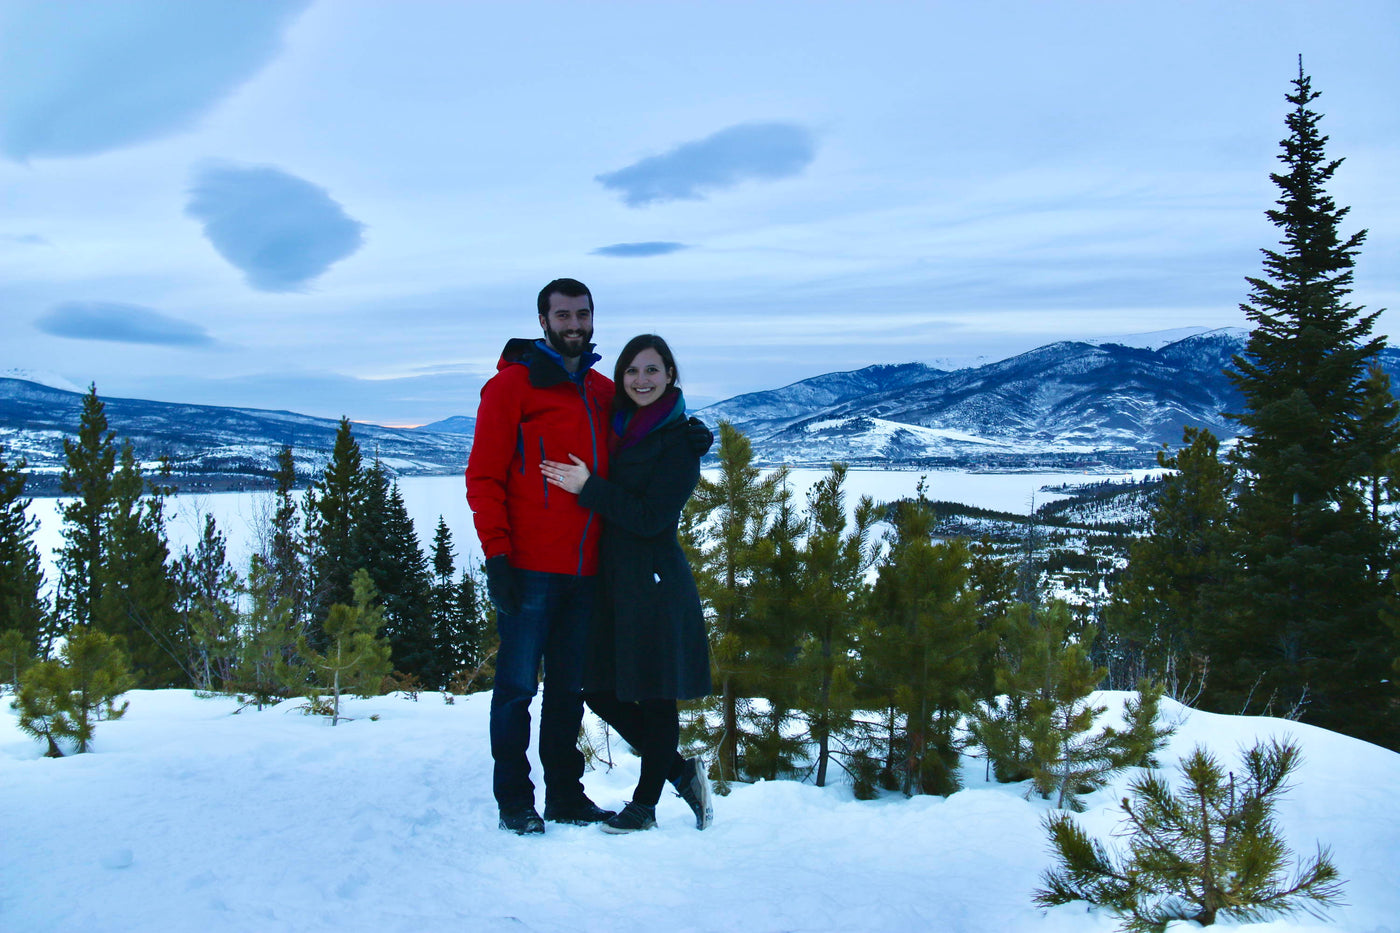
[577,416,712,702]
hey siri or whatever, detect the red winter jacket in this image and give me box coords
[465,339,614,575]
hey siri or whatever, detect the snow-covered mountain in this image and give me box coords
[699,329,1400,467]
[9,328,1399,481]
[0,377,472,489]
[416,414,476,435]
[0,368,85,394]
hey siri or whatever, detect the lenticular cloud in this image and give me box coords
[35,301,214,347]
[596,122,817,207]
[186,163,365,293]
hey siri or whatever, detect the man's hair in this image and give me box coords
[537,278,593,316]
[613,333,679,413]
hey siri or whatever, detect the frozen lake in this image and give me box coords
[23,467,1145,591]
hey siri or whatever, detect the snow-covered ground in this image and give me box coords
[3,690,1396,933]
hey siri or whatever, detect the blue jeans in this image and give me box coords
[489,569,594,809]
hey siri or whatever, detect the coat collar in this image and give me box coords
[494,336,601,389]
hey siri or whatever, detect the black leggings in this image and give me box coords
[585,692,687,807]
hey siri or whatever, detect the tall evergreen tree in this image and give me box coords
[862,502,985,797]
[93,444,182,687]
[683,422,782,787]
[173,514,241,692]
[738,479,807,782]
[264,444,306,632]
[453,565,493,687]
[1106,427,1233,692]
[373,475,435,683]
[55,385,116,637]
[0,443,49,656]
[426,516,461,688]
[1215,62,1396,745]
[793,463,877,788]
[303,418,365,647]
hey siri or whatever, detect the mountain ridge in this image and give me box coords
[7,328,1398,481]
[0,379,472,492]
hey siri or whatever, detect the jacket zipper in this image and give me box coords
[539,437,548,505]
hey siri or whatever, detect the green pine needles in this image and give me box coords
[1036,738,1344,931]
[972,603,1174,811]
[295,569,393,726]
[12,626,134,756]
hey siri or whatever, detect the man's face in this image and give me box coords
[540,292,594,358]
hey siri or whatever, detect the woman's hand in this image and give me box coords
[541,454,590,494]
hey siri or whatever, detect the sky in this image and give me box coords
[2,1,1398,425]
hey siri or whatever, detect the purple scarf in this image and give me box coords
[611,387,686,453]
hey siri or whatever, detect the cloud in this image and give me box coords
[186,163,365,292]
[36,301,215,347]
[0,1,309,161]
[0,233,48,245]
[591,241,689,258]
[596,122,817,207]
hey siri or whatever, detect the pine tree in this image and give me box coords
[1025,618,1115,812]
[303,418,365,649]
[1102,679,1175,771]
[793,463,878,788]
[373,477,435,684]
[55,385,116,638]
[1,628,35,692]
[862,502,985,797]
[295,569,392,726]
[1215,63,1396,745]
[1037,739,1344,930]
[450,565,495,693]
[969,536,1019,703]
[229,555,303,710]
[12,626,134,755]
[93,443,183,687]
[425,517,492,688]
[12,659,68,757]
[264,444,306,632]
[738,478,807,781]
[971,600,1119,810]
[1106,427,1232,693]
[0,442,49,656]
[173,514,241,692]
[683,422,782,788]
[425,516,460,689]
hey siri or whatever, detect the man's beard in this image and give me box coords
[544,323,593,358]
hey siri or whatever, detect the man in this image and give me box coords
[466,278,616,834]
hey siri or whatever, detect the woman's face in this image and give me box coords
[622,347,673,408]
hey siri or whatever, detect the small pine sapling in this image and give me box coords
[973,602,1131,810]
[13,660,68,756]
[58,627,134,751]
[1103,679,1175,770]
[229,556,303,711]
[1037,738,1345,931]
[295,569,392,725]
[12,627,133,755]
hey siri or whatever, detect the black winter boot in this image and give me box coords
[600,801,656,834]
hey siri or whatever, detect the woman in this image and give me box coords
[540,334,714,833]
